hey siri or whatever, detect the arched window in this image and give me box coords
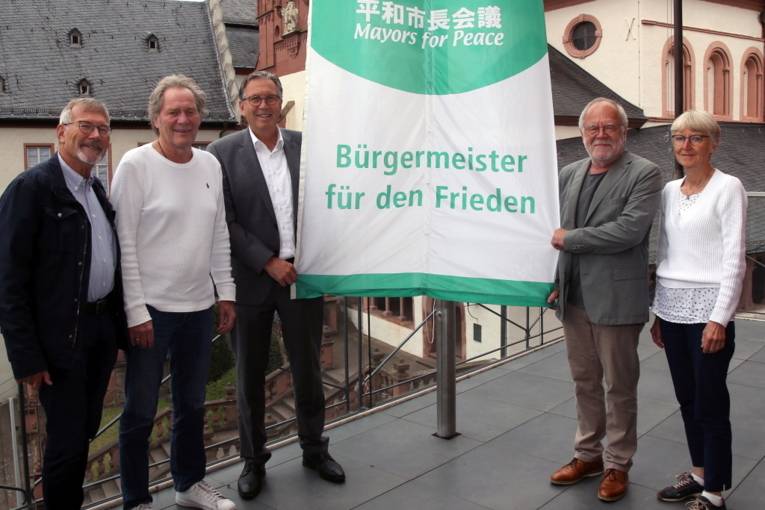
[562,14,602,59]
[704,43,732,119]
[661,37,695,116]
[69,28,82,47]
[78,79,91,96]
[741,49,764,121]
[146,34,160,51]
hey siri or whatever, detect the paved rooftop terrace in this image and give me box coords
[149,318,765,510]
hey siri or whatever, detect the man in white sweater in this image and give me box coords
[111,75,237,510]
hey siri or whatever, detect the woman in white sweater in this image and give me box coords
[651,111,747,510]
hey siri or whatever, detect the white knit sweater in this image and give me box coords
[111,144,236,327]
[655,169,747,325]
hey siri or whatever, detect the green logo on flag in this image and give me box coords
[311,0,547,95]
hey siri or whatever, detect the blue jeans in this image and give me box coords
[119,306,213,509]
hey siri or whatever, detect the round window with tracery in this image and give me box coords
[563,15,602,59]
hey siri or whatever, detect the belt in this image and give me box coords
[80,297,111,315]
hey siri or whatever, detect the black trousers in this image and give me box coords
[38,312,118,509]
[660,319,735,492]
[232,286,326,465]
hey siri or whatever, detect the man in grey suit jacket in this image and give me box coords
[207,71,345,500]
[547,98,662,502]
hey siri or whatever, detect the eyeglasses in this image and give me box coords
[63,121,111,136]
[671,134,709,145]
[242,94,281,106]
[583,124,621,136]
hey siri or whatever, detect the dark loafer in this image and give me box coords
[237,460,265,499]
[303,452,346,483]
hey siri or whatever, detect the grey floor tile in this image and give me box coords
[637,366,679,403]
[494,341,566,372]
[253,453,406,510]
[727,457,765,509]
[517,350,574,382]
[547,396,577,420]
[539,480,670,510]
[414,446,564,510]
[728,360,765,389]
[636,397,681,436]
[331,417,481,479]
[487,412,579,465]
[353,479,494,510]
[732,338,765,361]
[402,393,543,442]
[381,392,437,418]
[645,409,687,445]
[465,371,574,412]
[731,319,765,343]
[455,365,516,392]
[326,410,399,444]
[751,346,765,363]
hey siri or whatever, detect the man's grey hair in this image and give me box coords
[59,98,111,125]
[238,70,283,100]
[148,74,207,132]
[578,98,629,130]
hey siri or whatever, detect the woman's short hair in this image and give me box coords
[670,110,720,143]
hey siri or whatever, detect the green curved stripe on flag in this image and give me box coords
[311,0,547,95]
[295,273,553,307]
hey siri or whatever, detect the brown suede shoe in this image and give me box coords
[598,468,629,502]
[550,457,604,486]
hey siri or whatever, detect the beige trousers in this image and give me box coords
[562,304,642,471]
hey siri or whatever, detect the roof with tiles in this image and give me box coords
[549,45,645,126]
[219,0,257,25]
[0,0,236,123]
[556,123,765,254]
[226,25,259,70]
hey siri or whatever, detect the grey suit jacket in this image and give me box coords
[207,128,301,305]
[556,151,662,325]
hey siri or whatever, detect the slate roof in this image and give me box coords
[556,123,765,254]
[0,0,235,123]
[226,25,259,70]
[219,0,257,26]
[548,45,646,127]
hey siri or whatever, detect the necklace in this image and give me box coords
[154,140,167,159]
[681,170,713,197]
[154,140,192,163]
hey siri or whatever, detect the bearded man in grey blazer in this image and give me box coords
[547,98,662,502]
[207,71,345,500]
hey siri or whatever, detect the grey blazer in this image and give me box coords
[556,151,662,325]
[207,128,302,305]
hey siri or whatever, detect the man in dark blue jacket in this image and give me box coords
[0,98,127,509]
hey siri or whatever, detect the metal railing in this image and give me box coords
[4,298,564,509]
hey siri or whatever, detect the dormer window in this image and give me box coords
[146,34,160,51]
[78,79,91,96]
[69,28,82,47]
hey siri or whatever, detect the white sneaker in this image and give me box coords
[175,480,236,510]
[134,505,153,510]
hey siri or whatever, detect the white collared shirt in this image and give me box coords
[58,154,116,301]
[248,128,295,259]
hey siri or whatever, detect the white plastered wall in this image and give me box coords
[545,0,764,120]
[0,127,225,192]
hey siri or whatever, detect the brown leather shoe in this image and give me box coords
[550,457,604,486]
[598,468,629,502]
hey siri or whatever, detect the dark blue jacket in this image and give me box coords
[0,156,128,379]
